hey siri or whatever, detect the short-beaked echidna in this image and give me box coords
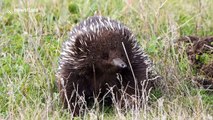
[56,16,160,115]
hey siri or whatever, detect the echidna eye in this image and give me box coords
[102,52,109,60]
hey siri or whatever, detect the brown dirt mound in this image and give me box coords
[178,36,213,90]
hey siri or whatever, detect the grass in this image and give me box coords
[0,0,213,119]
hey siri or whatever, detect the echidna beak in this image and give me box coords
[112,58,127,69]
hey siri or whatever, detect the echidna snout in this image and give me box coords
[112,58,127,68]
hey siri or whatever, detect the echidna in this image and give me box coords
[56,16,160,115]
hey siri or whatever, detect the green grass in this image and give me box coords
[0,0,213,119]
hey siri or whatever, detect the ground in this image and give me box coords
[0,0,213,119]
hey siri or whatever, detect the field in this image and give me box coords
[0,0,213,119]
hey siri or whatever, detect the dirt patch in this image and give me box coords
[178,36,213,90]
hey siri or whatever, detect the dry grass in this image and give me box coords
[0,0,213,119]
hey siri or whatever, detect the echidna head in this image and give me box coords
[95,48,128,73]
